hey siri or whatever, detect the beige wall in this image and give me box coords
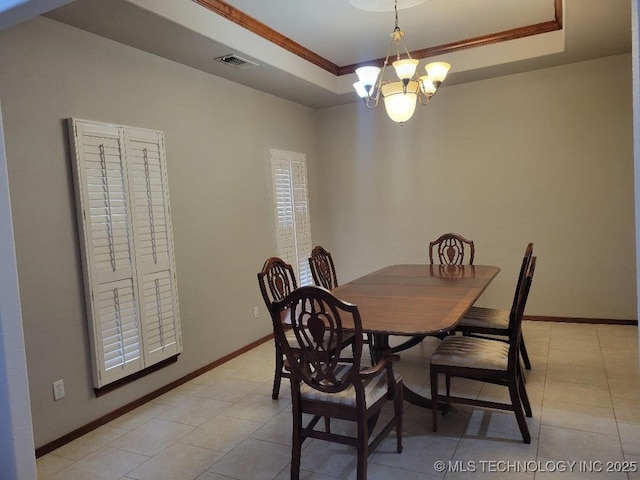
[311,54,635,320]
[0,17,317,447]
[0,15,635,449]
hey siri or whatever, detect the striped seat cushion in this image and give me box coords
[300,364,401,407]
[458,306,509,329]
[431,335,509,371]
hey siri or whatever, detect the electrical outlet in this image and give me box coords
[253,306,260,319]
[53,379,65,401]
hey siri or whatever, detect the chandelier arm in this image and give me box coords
[394,38,402,62]
[417,92,431,106]
[398,36,413,60]
[373,39,396,97]
[362,96,380,109]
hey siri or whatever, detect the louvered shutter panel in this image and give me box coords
[126,129,181,366]
[99,279,140,372]
[69,121,142,386]
[271,153,297,266]
[290,157,313,286]
[69,119,181,388]
[270,150,313,286]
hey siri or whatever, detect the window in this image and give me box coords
[270,149,313,285]
[68,119,181,388]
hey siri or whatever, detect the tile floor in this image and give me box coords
[37,321,640,479]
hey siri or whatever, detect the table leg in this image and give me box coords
[370,333,449,411]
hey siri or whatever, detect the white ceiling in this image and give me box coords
[224,0,555,67]
[39,0,632,108]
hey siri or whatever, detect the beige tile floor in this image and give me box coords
[37,322,640,480]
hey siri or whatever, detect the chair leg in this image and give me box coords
[272,343,284,400]
[520,334,532,370]
[291,402,302,480]
[395,380,403,453]
[517,370,533,417]
[367,412,379,438]
[508,380,531,444]
[520,358,527,384]
[430,365,439,432]
[356,417,368,480]
[366,333,374,366]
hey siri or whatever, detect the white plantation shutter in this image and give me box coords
[69,119,180,388]
[126,130,180,366]
[270,149,313,286]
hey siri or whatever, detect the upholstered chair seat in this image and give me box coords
[430,335,509,371]
[300,364,402,408]
[458,306,509,329]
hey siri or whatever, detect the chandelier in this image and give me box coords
[352,0,450,124]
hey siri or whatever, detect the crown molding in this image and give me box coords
[192,0,563,77]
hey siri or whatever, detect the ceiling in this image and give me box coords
[41,0,632,109]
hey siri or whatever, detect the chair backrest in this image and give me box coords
[257,257,298,308]
[429,233,475,265]
[309,246,339,290]
[270,285,364,394]
[508,256,536,363]
[509,243,534,311]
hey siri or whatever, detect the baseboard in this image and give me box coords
[525,315,638,325]
[35,333,273,458]
[35,315,638,457]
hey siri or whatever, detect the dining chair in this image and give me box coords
[429,232,475,265]
[270,285,403,480]
[455,243,533,369]
[308,245,339,290]
[257,257,299,399]
[258,256,356,399]
[430,256,536,443]
[309,245,373,364]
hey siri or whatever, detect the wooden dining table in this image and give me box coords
[331,263,500,408]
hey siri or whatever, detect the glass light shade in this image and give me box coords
[418,76,436,96]
[353,81,370,98]
[380,81,418,123]
[355,66,381,88]
[392,58,419,80]
[425,62,450,84]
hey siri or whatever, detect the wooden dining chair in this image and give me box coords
[455,243,533,369]
[430,256,536,443]
[257,257,299,399]
[259,256,357,399]
[429,233,475,265]
[308,245,339,290]
[270,285,403,480]
[309,245,373,364]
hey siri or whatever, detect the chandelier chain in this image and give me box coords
[394,0,400,32]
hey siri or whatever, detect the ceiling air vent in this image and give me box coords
[214,54,260,70]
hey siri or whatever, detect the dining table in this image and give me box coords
[331,263,500,409]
